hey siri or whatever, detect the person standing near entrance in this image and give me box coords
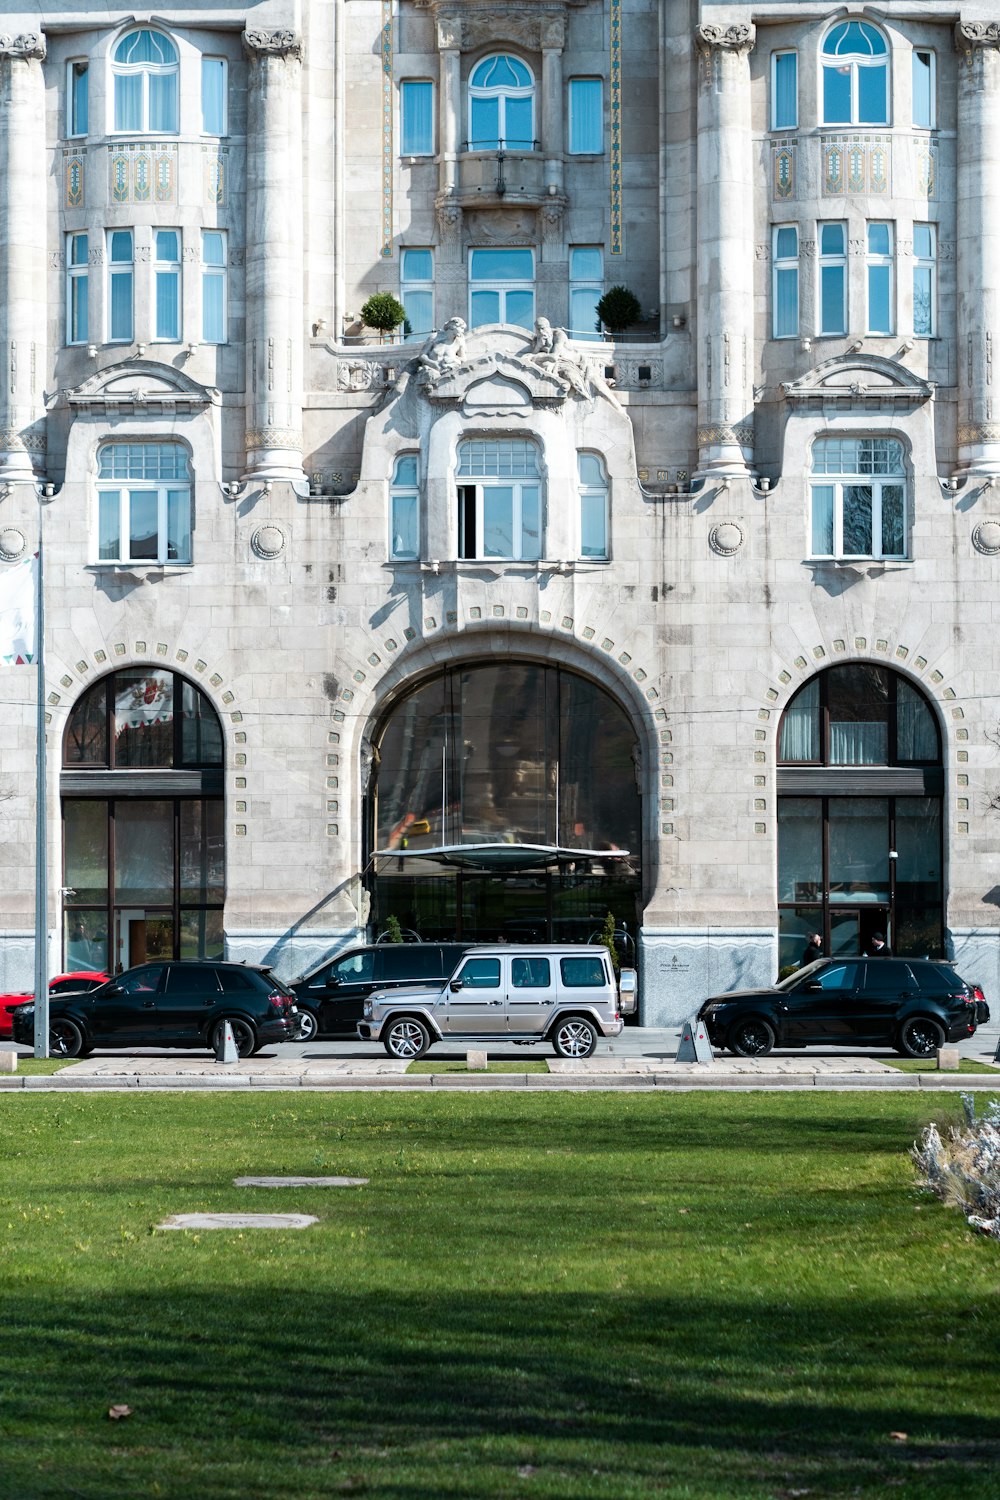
[864,932,892,956]
[800,933,824,965]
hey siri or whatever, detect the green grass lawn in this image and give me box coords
[2,1092,1000,1500]
[408,1058,550,1074]
[0,1056,73,1076]
[884,1057,999,1074]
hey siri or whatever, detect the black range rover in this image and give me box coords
[698,957,988,1058]
[289,942,473,1040]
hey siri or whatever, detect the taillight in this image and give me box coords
[267,991,287,1013]
[950,992,976,1006]
[973,984,985,1001]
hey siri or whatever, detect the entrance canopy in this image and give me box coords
[372,842,632,873]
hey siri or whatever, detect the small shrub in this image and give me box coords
[360,292,406,335]
[596,285,642,335]
[599,911,620,978]
[383,914,403,944]
[913,1093,1000,1238]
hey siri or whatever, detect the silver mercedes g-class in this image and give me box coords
[357,944,633,1059]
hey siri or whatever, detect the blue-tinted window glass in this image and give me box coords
[858,64,888,124]
[772,52,797,129]
[70,62,89,135]
[821,266,846,335]
[569,78,603,152]
[401,80,434,154]
[913,51,934,127]
[470,95,499,149]
[820,223,845,256]
[201,58,226,135]
[823,65,852,124]
[811,485,835,554]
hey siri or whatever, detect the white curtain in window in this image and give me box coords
[114,74,142,131]
[201,59,225,134]
[829,721,887,763]
[149,73,178,132]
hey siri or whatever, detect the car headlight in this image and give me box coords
[363,999,373,1019]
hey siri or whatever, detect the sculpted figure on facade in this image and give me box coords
[417,317,468,385]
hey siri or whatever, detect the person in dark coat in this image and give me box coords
[864,932,892,956]
[800,933,824,965]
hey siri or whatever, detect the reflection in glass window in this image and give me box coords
[113,29,178,133]
[469,55,534,150]
[810,437,905,560]
[822,22,889,126]
[913,223,935,338]
[65,669,222,769]
[97,442,192,566]
[469,247,535,329]
[569,246,604,341]
[390,454,420,560]
[457,438,541,560]
[779,665,939,767]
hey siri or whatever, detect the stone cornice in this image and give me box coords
[955,21,1000,51]
[242,29,303,62]
[433,4,568,52]
[696,22,755,54]
[0,32,46,61]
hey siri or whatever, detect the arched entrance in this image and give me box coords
[368,661,642,947]
[60,668,224,971]
[777,663,943,968]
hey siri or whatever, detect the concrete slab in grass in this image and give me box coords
[157,1213,318,1230]
[233,1176,368,1188]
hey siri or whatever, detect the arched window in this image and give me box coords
[468,55,535,150]
[112,29,179,133]
[578,452,608,559]
[776,665,943,967]
[390,454,420,560]
[821,22,889,126]
[457,437,541,560]
[810,437,906,560]
[96,442,192,565]
[61,670,224,971]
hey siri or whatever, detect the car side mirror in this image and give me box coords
[804,982,822,992]
[450,979,464,992]
[103,984,122,997]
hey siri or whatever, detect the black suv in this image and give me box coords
[698,957,988,1058]
[289,942,473,1040]
[11,961,300,1059]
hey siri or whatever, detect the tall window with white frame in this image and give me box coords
[66,233,89,346]
[568,77,603,153]
[201,231,227,343]
[569,247,604,341]
[400,249,434,341]
[390,455,420,561]
[912,49,935,128]
[201,56,227,135]
[818,222,847,336]
[866,222,894,334]
[68,60,89,137]
[468,55,534,149]
[771,51,797,130]
[97,442,192,566]
[457,438,542,561]
[810,436,906,561]
[913,223,936,338]
[578,452,608,559]
[772,225,798,338]
[400,79,434,155]
[821,22,889,126]
[107,230,134,343]
[469,248,535,329]
[154,230,181,342]
[112,29,179,133]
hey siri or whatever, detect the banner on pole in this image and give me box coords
[0,554,37,666]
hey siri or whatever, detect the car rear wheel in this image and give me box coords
[295,1007,320,1043]
[728,1017,776,1057]
[898,1015,946,1059]
[49,1018,85,1058]
[383,1016,431,1060]
[210,1016,257,1058]
[552,1016,599,1059]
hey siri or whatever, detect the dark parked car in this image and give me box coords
[10,961,300,1059]
[698,957,988,1058]
[289,942,473,1040]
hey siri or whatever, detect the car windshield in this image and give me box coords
[775,960,827,991]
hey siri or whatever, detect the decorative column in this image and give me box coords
[437,13,461,199]
[541,15,566,197]
[242,29,306,482]
[694,23,755,481]
[956,23,1000,476]
[0,32,47,480]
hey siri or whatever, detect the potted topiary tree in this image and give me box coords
[595,285,642,339]
[360,292,407,344]
[599,910,621,978]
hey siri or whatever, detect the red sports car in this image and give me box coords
[0,972,110,1040]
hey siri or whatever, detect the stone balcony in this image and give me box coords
[455,148,547,207]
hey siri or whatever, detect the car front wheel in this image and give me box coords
[49,1018,85,1058]
[383,1016,431,1060]
[210,1016,257,1058]
[552,1016,599,1059]
[728,1017,776,1057]
[898,1015,946,1059]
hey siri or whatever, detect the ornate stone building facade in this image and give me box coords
[1,0,999,1021]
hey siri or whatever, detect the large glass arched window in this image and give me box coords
[97,442,192,566]
[468,55,535,150]
[457,437,541,560]
[821,22,889,126]
[810,437,906,561]
[113,29,179,133]
[777,665,942,967]
[61,670,224,971]
[369,662,641,946]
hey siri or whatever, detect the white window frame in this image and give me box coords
[153,229,181,342]
[818,221,847,336]
[913,222,936,338]
[400,248,434,341]
[468,54,535,151]
[201,55,228,136]
[912,49,935,129]
[456,438,543,562]
[106,229,134,343]
[110,28,179,135]
[201,230,228,344]
[96,442,193,567]
[400,79,435,156]
[771,51,797,131]
[568,77,603,154]
[389,454,420,560]
[569,246,604,342]
[809,437,907,561]
[66,232,89,346]
[578,452,609,560]
[67,59,89,138]
[821,22,890,128]
[469,247,535,329]
[772,224,799,339]
[866,221,894,335]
